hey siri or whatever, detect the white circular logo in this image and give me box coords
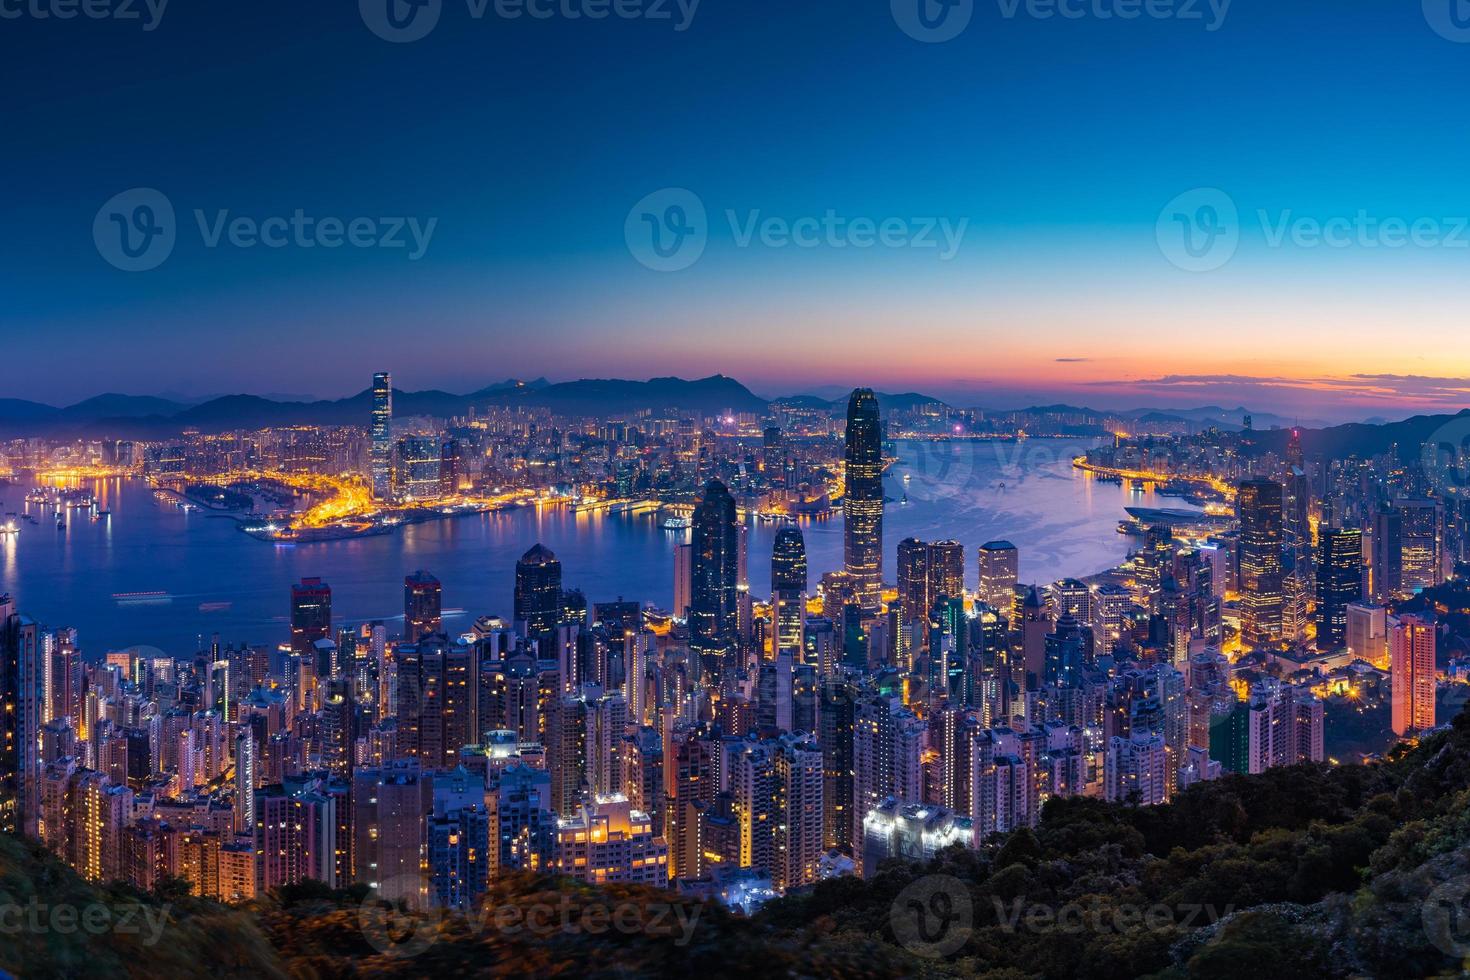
[625,188,708,272]
[1423,876,1470,957]
[892,0,974,43]
[890,874,973,958]
[94,188,176,272]
[894,438,978,503]
[1156,187,1239,273]
[360,0,442,43]
[1424,0,1470,42]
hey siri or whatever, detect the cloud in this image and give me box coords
[1054,357,1092,363]
[1082,373,1470,407]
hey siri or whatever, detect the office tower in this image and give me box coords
[371,371,393,501]
[1,597,42,837]
[819,679,856,853]
[394,436,443,502]
[624,630,654,726]
[1054,578,1092,626]
[690,479,740,690]
[1372,505,1403,601]
[553,796,668,886]
[771,527,808,658]
[1390,613,1436,736]
[978,541,1019,621]
[861,800,971,879]
[515,544,563,640]
[428,766,490,910]
[404,570,443,642]
[1398,499,1443,593]
[895,537,930,659]
[352,760,432,904]
[395,635,480,771]
[1346,602,1388,666]
[843,388,884,613]
[1021,587,1049,688]
[672,542,693,620]
[1237,479,1284,646]
[290,578,332,657]
[1316,528,1363,651]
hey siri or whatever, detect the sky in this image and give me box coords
[4,0,1470,422]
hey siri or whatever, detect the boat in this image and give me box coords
[661,515,691,530]
[1129,479,1147,492]
[25,489,49,505]
[113,590,172,605]
[0,521,18,537]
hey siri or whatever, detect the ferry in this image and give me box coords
[113,590,172,605]
[25,489,49,505]
[0,521,18,538]
[1129,479,1147,492]
[661,515,692,530]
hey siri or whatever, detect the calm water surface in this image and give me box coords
[0,438,1194,657]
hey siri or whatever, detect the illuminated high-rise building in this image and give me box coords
[843,388,884,613]
[1237,479,1284,647]
[1390,613,1436,736]
[689,479,740,689]
[394,436,442,502]
[370,371,393,501]
[515,544,563,640]
[770,527,808,659]
[1,595,42,836]
[672,541,693,621]
[290,578,332,658]
[404,569,443,643]
[1398,499,1443,594]
[1315,527,1363,651]
[978,541,1019,622]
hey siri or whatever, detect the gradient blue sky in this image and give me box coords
[4,1,1470,420]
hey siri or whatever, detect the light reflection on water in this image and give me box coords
[0,438,1186,657]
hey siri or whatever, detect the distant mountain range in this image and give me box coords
[0,376,1455,458]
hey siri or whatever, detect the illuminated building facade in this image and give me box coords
[843,389,884,614]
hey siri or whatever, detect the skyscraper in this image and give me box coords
[514,544,562,640]
[1390,613,1436,736]
[404,570,443,643]
[843,388,884,614]
[371,371,393,501]
[1237,479,1284,647]
[978,540,1019,621]
[290,578,333,657]
[1,596,42,836]
[1315,528,1363,651]
[771,527,808,659]
[690,480,740,689]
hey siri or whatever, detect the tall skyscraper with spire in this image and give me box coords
[371,372,394,502]
[843,388,884,614]
[690,479,740,689]
[771,527,808,659]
